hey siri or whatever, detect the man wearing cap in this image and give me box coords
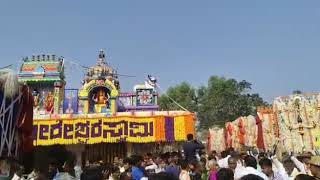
[308,156,320,179]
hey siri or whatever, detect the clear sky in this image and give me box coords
[1,1,320,102]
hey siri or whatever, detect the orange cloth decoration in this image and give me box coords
[226,122,233,148]
[256,114,265,150]
[238,118,246,145]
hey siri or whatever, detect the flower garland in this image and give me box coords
[155,117,166,142]
[33,114,195,146]
[174,116,186,141]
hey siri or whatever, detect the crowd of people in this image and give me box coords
[2,134,320,180]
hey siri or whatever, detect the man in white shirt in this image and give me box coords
[54,161,76,180]
[11,174,24,180]
[145,160,158,173]
[27,168,42,180]
[217,151,230,168]
[259,158,285,180]
[54,172,76,180]
[145,156,166,174]
[11,164,25,180]
[234,155,268,180]
[179,160,190,180]
[272,157,301,180]
[74,164,82,180]
[228,156,238,172]
[291,155,312,175]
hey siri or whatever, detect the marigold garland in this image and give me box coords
[33,114,195,146]
[174,116,186,141]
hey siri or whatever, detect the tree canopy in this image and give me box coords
[158,82,197,112]
[158,76,268,130]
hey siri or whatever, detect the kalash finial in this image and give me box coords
[98,49,106,66]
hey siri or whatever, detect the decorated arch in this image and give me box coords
[79,79,119,114]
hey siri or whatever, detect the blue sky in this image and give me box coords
[1,1,320,102]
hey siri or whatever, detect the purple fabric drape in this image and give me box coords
[165,116,175,142]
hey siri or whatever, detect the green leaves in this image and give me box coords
[159,76,268,131]
[158,82,198,112]
[198,76,268,129]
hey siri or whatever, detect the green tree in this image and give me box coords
[158,76,268,131]
[158,82,198,112]
[197,76,268,129]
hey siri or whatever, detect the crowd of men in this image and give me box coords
[2,134,320,180]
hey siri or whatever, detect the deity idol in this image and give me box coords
[275,95,318,153]
[32,90,40,113]
[92,89,109,112]
[93,89,109,105]
[44,91,54,113]
[66,91,75,114]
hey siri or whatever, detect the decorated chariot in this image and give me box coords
[17,50,195,165]
[208,93,320,154]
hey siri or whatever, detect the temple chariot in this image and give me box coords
[17,50,195,166]
[207,92,320,154]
